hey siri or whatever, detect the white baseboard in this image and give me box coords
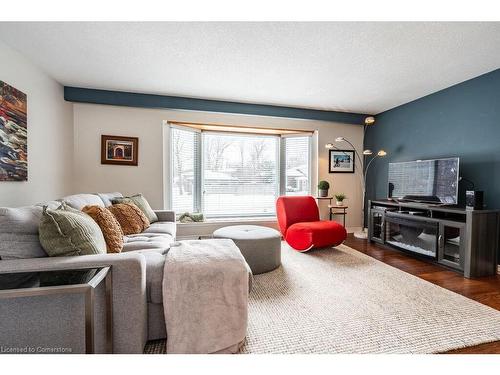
[347,226,362,234]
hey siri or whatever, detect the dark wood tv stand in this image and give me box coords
[368,199,499,278]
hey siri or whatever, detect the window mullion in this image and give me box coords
[279,136,286,196]
[195,131,202,213]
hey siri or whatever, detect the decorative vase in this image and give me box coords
[336,200,343,206]
[318,189,328,197]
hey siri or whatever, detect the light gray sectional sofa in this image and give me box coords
[0,192,176,353]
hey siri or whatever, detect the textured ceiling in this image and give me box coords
[0,22,499,114]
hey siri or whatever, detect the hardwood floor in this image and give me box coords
[344,234,500,354]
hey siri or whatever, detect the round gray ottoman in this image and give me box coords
[213,225,281,275]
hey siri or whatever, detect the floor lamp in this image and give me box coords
[325,116,387,239]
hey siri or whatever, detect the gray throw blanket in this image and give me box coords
[163,239,252,354]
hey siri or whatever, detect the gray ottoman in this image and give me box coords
[213,225,281,275]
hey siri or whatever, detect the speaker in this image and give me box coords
[466,190,484,210]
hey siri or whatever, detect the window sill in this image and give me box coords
[175,216,279,239]
[177,216,277,225]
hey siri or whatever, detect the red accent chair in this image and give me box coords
[276,196,347,252]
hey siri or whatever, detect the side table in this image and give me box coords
[315,196,333,205]
[0,266,112,354]
[328,205,348,226]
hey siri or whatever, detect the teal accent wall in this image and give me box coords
[365,68,500,263]
[365,68,500,209]
[64,86,368,125]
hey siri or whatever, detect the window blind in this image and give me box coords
[170,124,311,218]
[171,127,200,213]
[284,136,311,196]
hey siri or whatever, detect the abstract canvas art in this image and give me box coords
[0,80,27,181]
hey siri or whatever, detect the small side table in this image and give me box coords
[0,266,112,354]
[316,196,333,205]
[329,205,348,226]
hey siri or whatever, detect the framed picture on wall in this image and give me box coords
[101,135,139,166]
[329,149,355,173]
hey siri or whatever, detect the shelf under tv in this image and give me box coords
[368,199,500,278]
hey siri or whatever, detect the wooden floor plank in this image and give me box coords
[343,234,500,354]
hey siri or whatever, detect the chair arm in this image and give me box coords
[154,210,176,222]
[0,253,148,354]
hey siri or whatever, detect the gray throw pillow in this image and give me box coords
[39,203,106,257]
[96,192,123,207]
[0,205,48,260]
[112,194,158,223]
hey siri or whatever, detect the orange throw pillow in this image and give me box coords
[108,203,150,235]
[82,205,124,253]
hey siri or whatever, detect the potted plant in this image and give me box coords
[317,180,330,197]
[334,193,346,206]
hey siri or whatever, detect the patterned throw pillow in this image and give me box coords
[39,203,106,257]
[108,203,150,235]
[82,205,124,253]
[111,194,158,223]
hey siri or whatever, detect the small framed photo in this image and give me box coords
[101,135,139,166]
[329,150,355,173]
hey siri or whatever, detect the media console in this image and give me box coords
[368,199,500,278]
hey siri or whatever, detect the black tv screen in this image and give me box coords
[388,157,459,204]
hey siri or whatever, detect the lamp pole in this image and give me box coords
[325,116,386,239]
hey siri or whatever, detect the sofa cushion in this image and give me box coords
[122,233,173,252]
[112,194,158,223]
[142,251,166,304]
[142,222,176,238]
[36,200,64,210]
[82,205,124,253]
[97,192,123,207]
[62,193,105,210]
[0,206,47,260]
[39,203,107,257]
[108,203,150,235]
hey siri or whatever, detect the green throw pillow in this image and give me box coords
[111,194,158,223]
[39,203,106,257]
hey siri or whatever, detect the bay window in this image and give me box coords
[170,124,312,218]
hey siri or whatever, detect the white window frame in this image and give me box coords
[168,124,202,213]
[168,124,312,218]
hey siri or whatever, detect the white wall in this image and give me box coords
[73,103,364,228]
[0,40,73,206]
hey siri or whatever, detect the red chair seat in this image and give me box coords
[276,195,347,252]
[286,221,347,252]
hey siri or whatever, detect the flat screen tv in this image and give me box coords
[388,157,459,204]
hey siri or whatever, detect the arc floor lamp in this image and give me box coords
[325,116,387,239]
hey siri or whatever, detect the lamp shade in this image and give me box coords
[363,149,373,155]
[364,116,375,125]
[335,137,345,142]
[325,143,334,149]
[377,150,387,157]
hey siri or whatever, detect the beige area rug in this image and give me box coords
[145,243,500,354]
